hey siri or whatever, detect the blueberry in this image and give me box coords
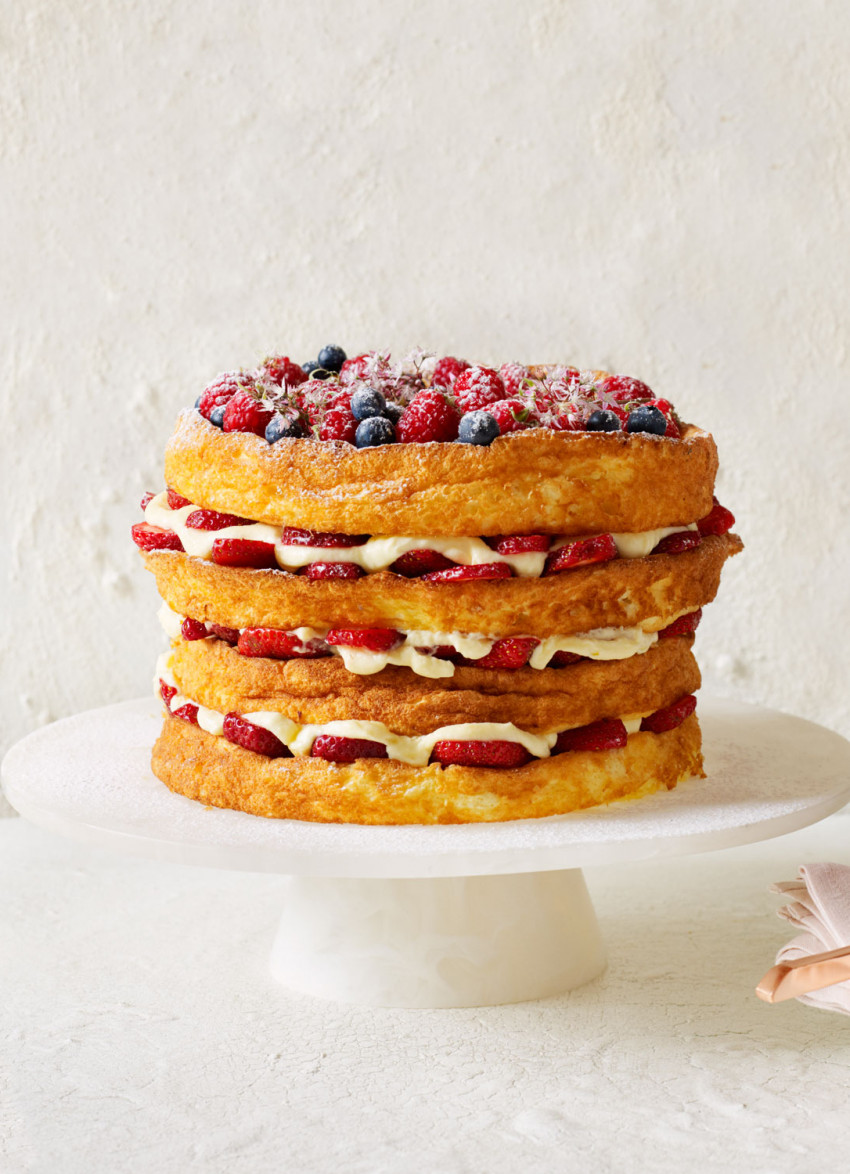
[586,409,621,432]
[302,360,333,381]
[266,413,305,442]
[384,402,404,424]
[317,345,347,373]
[194,395,202,410]
[355,416,396,448]
[458,411,499,446]
[351,387,387,421]
[209,404,226,428]
[625,405,667,436]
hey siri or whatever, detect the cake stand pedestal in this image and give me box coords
[4,697,849,1008]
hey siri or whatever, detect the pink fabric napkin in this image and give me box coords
[771,863,850,1015]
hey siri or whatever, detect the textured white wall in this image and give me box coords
[3,1,850,813]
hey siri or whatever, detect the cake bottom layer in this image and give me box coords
[152,712,704,825]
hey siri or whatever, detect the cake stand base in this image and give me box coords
[270,869,605,1007]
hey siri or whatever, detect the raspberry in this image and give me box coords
[238,628,330,659]
[697,498,735,537]
[432,356,470,388]
[548,650,585,667]
[488,534,551,555]
[647,398,681,439]
[430,740,532,768]
[210,539,278,569]
[598,375,654,404]
[544,534,618,575]
[304,562,364,581]
[554,719,627,753]
[325,628,403,652]
[185,508,252,531]
[280,527,368,548]
[131,523,184,552]
[390,549,457,577]
[499,363,530,397]
[208,623,240,644]
[223,713,290,758]
[311,735,388,762]
[140,491,154,511]
[320,405,358,443]
[652,531,702,556]
[159,680,177,706]
[260,355,307,388]
[397,389,460,443]
[640,694,697,734]
[490,398,535,434]
[469,638,539,670]
[222,390,274,437]
[422,562,513,583]
[166,488,192,510]
[171,701,199,725]
[339,354,370,383]
[453,366,506,413]
[659,609,703,639]
[181,617,208,641]
[549,409,584,432]
[198,372,253,420]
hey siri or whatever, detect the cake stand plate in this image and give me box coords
[4,697,850,1008]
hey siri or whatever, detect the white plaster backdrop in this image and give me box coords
[2,1,849,817]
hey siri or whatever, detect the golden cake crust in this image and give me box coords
[143,532,742,637]
[152,711,704,824]
[164,410,719,537]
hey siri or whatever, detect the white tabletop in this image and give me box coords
[3,812,850,1173]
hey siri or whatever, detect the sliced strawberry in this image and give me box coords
[469,637,539,670]
[185,508,252,531]
[417,644,462,661]
[131,522,184,552]
[652,531,702,556]
[140,491,155,511]
[211,538,278,569]
[697,498,735,537]
[237,628,330,659]
[166,487,192,510]
[554,719,627,753]
[487,534,551,555]
[304,562,364,581]
[223,712,290,757]
[171,702,199,725]
[207,623,240,645]
[181,617,209,641]
[279,527,368,548]
[422,562,513,583]
[430,740,532,768]
[548,650,585,667]
[159,680,177,706]
[325,628,403,652]
[659,609,703,639]
[311,735,388,762]
[640,694,697,734]
[544,533,618,575]
[389,549,457,577]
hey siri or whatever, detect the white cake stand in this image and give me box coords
[4,696,850,1008]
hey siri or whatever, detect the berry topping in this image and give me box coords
[319,404,358,444]
[140,491,154,510]
[430,740,532,768]
[207,623,240,645]
[198,372,253,421]
[131,523,184,553]
[304,562,364,581]
[223,713,290,758]
[210,539,278,569]
[598,375,654,403]
[625,404,667,436]
[544,533,618,575]
[159,680,177,706]
[311,735,388,762]
[453,366,506,413]
[350,387,387,420]
[432,356,470,387]
[209,405,226,428]
[648,399,681,438]
[640,694,697,734]
[185,508,252,531]
[171,702,199,725]
[548,650,585,667]
[280,527,368,548]
[222,389,274,437]
[325,628,403,651]
[586,409,621,432]
[458,410,500,446]
[339,354,370,383]
[266,412,306,442]
[697,498,736,537]
[488,534,551,555]
[355,416,396,448]
[317,344,347,373]
[659,609,703,639]
[384,402,405,424]
[652,531,702,556]
[471,637,539,670]
[422,562,513,583]
[554,719,628,754]
[180,617,208,641]
[489,399,534,435]
[238,628,330,659]
[166,488,192,510]
[302,360,332,380]
[260,355,307,388]
[389,549,457,577]
[397,389,460,444]
[498,363,530,397]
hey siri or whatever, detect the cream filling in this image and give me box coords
[144,492,697,578]
[154,651,645,765]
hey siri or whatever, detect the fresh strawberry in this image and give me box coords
[499,363,530,397]
[238,628,330,658]
[490,398,535,434]
[470,637,539,670]
[548,650,585,667]
[222,389,274,437]
[185,508,252,530]
[260,355,307,388]
[210,538,278,569]
[319,405,358,443]
[453,366,506,413]
[279,527,368,548]
[131,523,184,552]
[208,623,240,645]
[304,562,364,581]
[339,354,370,383]
[311,735,389,762]
[397,389,460,443]
[140,491,155,511]
[223,712,290,758]
[159,680,177,706]
[554,718,627,753]
[171,701,199,725]
[598,375,654,403]
[652,531,702,556]
[166,488,192,510]
[488,534,551,555]
[544,534,618,575]
[432,356,470,388]
[422,562,513,583]
[181,617,208,641]
[197,372,253,420]
[325,628,403,651]
[659,609,703,639]
[697,498,735,537]
[640,694,697,733]
[389,549,456,576]
[430,740,532,767]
